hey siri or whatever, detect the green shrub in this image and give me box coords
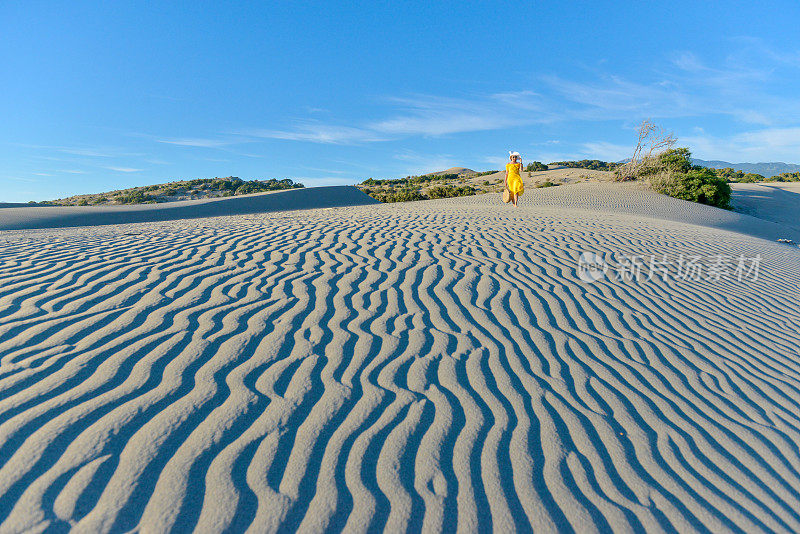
[525,161,549,172]
[116,190,148,204]
[713,167,744,182]
[650,168,731,209]
[232,178,302,195]
[367,187,425,203]
[535,181,559,188]
[658,148,693,174]
[426,185,475,199]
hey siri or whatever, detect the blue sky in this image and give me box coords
[3,1,800,202]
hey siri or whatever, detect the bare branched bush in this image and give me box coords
[612,122,731,208]
[614,119,677,181]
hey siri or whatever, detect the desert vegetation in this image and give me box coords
[550,160,618,171]
[360,173,459,188]
[616,121,731,209]
[709,170,800,183]
[525,161,549,172]
[360,185,478,203]
[711,168,765,183]
[768,172,800,182]
[358,171,491,203]
[358,162,618,203]
[360,181,477,203]
[31,177,303,206]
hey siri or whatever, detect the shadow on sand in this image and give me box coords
[0,186,379,231]
[732,184,800,232]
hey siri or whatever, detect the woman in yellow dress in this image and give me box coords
[505,151,524,207]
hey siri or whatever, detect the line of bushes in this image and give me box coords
[550,160,618,171]
[361,173,459,187]
[703,168,800,183]
[362,185,477,203]
[709,168,765,183]
[772,172,800,181]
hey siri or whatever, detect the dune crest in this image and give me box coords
[0,186,378,231]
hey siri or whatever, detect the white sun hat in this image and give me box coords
[509,151,521,157]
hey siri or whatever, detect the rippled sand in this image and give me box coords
[1,184,799,532]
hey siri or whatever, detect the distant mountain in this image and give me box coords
[691,159,800,178]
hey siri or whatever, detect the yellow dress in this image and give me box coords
[506,163,524,195]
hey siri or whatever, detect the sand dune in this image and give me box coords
[525,182,800,243]
[0,186,378,231]
[1,183,800,532]
[731,182,800,237]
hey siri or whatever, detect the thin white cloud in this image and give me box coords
[105,166,143,172]
[17,143,144,158]
[544,74,699,120]
[392,150,461,175]
[239,122,387,144]
[59,148,117,157]
[544,41,800,127]
[370,92,551,136]
[372,112,518,136]
[580,141,632,162]
[240,92,553,145]
[157,137,233,148]
[483,156,508,167]
[685,127,800,162]
[725,37,800,69]
[301,166,348,175]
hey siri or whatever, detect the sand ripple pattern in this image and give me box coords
[2,192,800,532]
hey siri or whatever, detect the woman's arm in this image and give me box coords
[504,169,508,189]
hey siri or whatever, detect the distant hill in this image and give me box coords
[433,167,476,176]
[29,177,304,206]
[692,159,800,178]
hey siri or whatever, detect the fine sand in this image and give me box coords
[730,182,800,238]
[1,183,800,532]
